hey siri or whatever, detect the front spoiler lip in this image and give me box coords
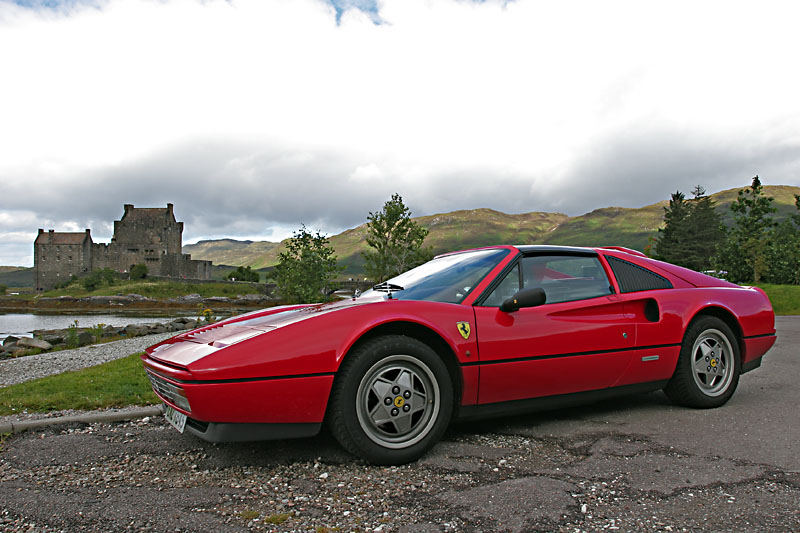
[182,417,321,442]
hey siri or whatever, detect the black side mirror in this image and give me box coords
[500,287,546,313]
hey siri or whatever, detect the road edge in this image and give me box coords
[0,405,163,435]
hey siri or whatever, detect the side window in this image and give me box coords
[521,255,612,304]
[605,256,673,293]
[481,264,520,307]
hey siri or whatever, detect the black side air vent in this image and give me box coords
[606,256,673,293]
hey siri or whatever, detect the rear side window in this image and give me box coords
[605,256,673,293]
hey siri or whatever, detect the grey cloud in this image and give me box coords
[1,131,799,266]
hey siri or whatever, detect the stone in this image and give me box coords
[5,344,27,355]
[179,294,203,303]
[125,325,148,336]
[42,334,65,345]
[150,324,167,334]
[17,337,53,351]
[77,331,95,346]
[3,335,20,346]
[183,320,198,330]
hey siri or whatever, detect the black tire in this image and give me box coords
[664,316,741,408]
[328,335,453,465]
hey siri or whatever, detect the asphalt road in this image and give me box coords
[1,317,798,532]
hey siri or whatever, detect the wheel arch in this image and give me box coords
[688,305,745,356]
[335,321,463,406]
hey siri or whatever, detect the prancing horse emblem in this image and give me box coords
[457,321,471,340]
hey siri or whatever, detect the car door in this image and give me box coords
[473,253,635,404]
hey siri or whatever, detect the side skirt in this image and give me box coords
[456,380,668,421]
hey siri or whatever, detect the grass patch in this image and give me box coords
[755,284,800,315]
[37,279,261,299]
[263,513,292,525]
[0,353,157,415]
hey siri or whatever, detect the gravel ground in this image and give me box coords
[0,320,797,532]
[0,415,797,532]
[0,332,175,387]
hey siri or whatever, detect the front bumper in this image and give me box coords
[142,354,334,426]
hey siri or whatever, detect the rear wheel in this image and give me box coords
[664,316,740,408]
[328,335,453,465]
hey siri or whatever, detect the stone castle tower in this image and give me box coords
[34,203,211,290]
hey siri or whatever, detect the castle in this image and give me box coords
[34,203,211,290]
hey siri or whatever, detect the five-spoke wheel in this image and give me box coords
[665,316,740,408]
[328,336,453,465]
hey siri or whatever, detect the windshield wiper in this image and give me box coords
[372,282,405,299]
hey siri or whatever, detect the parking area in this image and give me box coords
[1,317,798,532]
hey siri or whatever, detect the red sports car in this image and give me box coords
[142,245,776,464]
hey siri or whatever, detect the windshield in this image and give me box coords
[362,248,510,304]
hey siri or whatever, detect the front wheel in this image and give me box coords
[328,335,453,465]
[664,316,741,408]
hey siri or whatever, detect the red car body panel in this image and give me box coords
[142,245,776,437]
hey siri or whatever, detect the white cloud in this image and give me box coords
[1,0,799,265]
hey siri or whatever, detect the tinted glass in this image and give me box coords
[362,248,510,304]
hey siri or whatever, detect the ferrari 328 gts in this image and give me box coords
[142,245,776,464]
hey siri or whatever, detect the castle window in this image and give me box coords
[128,248,139,253]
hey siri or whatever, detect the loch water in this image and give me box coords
[0,313,187,342]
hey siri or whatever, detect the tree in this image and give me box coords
[272,225,341,304]
[655,186,725,272]
[362,193,432,282]
[683,186,725,271]
[715,176,777,283]
[654,191,691,265]
[226,265,259,282]
[130,264,148,280]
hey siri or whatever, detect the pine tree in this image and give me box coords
[683,185,725,271]
[362,194,432,282]
[654,191,691,265]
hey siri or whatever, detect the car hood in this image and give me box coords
[147,294,386,367]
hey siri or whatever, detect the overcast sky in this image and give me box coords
[1,0,799,266]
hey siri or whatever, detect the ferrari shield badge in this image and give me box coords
[456,321,471,340]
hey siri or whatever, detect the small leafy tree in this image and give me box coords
[0,283,6,295]
[273,225,341,304]
[130,264,148,280]
[715,176,777,283]
[226,265,260,282]
[362,193,432,282]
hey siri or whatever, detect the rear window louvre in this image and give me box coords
[605,256,673,293]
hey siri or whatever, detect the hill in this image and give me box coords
[183,185,800,275]
[0,267,33,288]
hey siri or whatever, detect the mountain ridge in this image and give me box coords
[183,184,800,274]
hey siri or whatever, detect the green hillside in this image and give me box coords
[182,185,800,275]
[0,266,33,288]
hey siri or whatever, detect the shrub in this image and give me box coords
[130,264,148,280]
[0,284,6,295]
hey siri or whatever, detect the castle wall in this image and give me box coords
[34,204,212,290]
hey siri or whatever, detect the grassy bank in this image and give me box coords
[32,279,263,299]
[0,353,156,415]
[756,284,800,316]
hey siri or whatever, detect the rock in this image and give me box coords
[183,319,198,330]
[42,334,65,345]
[149,324,167,334]
[179,294,202,303]
[166,322,183,332]
[3,335,20,346]
[17,337,53,351]
[5,344,27,355]
[205,296,231,303]
[125,324,148,336]
[77,331,95,346]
